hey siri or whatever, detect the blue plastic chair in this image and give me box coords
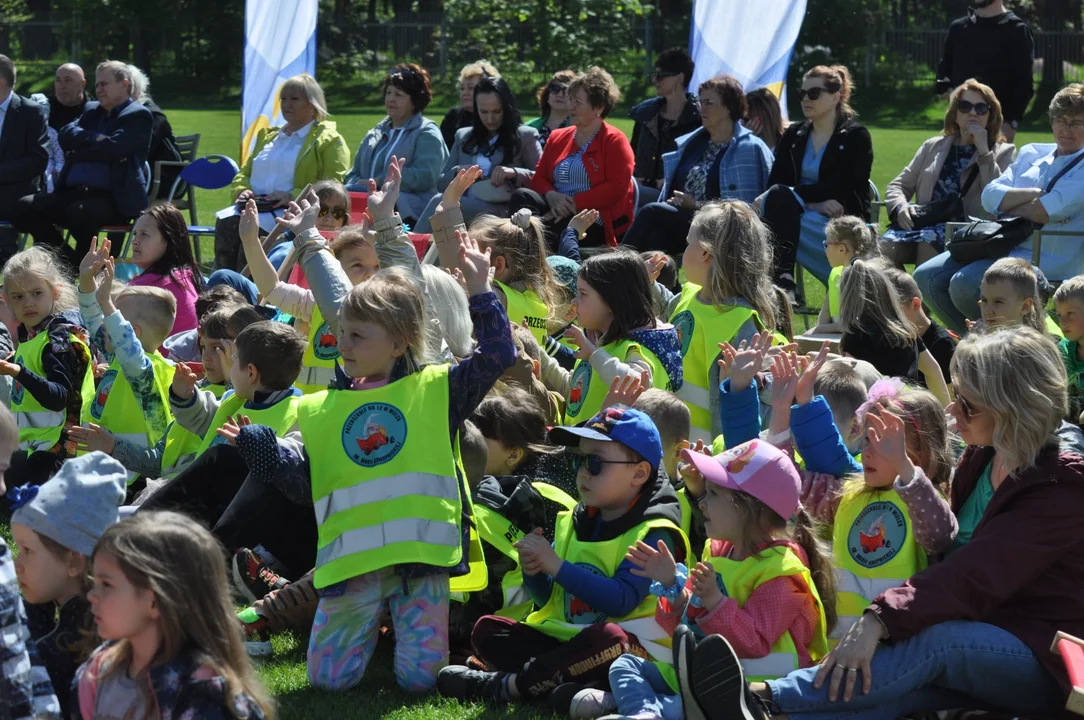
[121,155,239,267]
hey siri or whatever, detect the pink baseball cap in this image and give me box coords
[680,439,801,520]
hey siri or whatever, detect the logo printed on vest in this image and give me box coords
[566,361,592,418]
[524,315,547,331]
[312,321,341,361]
[90,369,118,420]
[564,562,608,624]
[341,402,407,467]
[847,501,907,568]
[10,355,23,405]
[673,310,694,357]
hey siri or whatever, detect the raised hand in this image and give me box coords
[569,208,600,238]
[79,236,112,293]
[216,415,252,445]
[172,361,199,400]
[643,252,667,283]
[601,370,650,410]
[690,561,724,611]
[68,422,117,455]
[95,259,116,316]
[367,156,406,220]
[678,439,709,497]
[718,330,773,392]
[770,351,801,410]
[275,190,320,236]
[441,165,483,212]
[865,410,915,483]
[239,198,261,245]
[455,229,493,297]
[625,539,678,586]
[795,341,831,406]
[562,324,597,361]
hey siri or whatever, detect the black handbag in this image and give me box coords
[946,151,1084,263]
[909,161,979,230]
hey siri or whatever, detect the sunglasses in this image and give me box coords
[318,206,347,221]
[958,100,991,116]
[954,393,983,422]
[797,86,839,102]
[548,84,569,96]
[653,70,681,81]
[572,452,642,476]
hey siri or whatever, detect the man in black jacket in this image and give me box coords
[935,0,1033,142]
[48,63,87,131]
[0,55,48,266]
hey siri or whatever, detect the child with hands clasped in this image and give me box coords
[230,198,516,692]
[603,439,833,720]
[73,239,179,484]
[76,511,274,719]
[1,247,96,485]
[10,452,127,717]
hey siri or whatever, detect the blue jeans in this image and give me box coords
[609,653,684,720]
[766,621,1063,720]
[912,252,991,335]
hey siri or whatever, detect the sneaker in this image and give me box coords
[689,633,762,720]
[237,607,272,658]
[674,625,707,720]
[571,688,616,718]
[231,548,288,603]
[436,665,507,701]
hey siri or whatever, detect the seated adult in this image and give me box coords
[128,64,184,199]
[623,74,773,256]
[915,83,1084,334]
[416,76,541,233]
[744,87,788,153]
[712,326,1084,720]
[0,55,48,267]
[344,63,448,226]
[39,63,88,192]
[757,65,873,294]
[511,66,634,248]
[14,60,151,267]
[882,80,1015,270]
[525,69,574,149]
[439,60,500,149]
[628,47,701,206]
[214,73,349,271]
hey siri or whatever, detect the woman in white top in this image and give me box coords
[213,74,349,271]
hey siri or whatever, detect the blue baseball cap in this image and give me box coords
[549,405,664,472]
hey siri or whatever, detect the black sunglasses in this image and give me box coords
[572,452,642,476]
[797,86,840,102]
[955,392,982,422]
[319,206,347,221]
[653,70,681,81]
[958,99,991,116]
[548,83,568,96]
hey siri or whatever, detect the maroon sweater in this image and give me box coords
[869,438,1084,700]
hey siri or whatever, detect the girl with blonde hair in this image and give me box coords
[813,215,880,333]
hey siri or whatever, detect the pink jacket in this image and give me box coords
[130,267,200,337]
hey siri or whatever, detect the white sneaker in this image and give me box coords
[569,688,617,718]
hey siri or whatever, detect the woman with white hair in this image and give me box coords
[13,60,152,266]
[214,73,350,271]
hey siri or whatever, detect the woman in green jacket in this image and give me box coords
[213,74,350,271]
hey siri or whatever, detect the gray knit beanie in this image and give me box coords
[10,452,127,556]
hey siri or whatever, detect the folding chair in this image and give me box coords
[127,154,239,268]
[148,133,201,217]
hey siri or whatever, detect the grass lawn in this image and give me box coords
[0,107,1053,718]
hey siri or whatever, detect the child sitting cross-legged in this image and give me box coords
[438,405,691,712]
[591,438,834,720]
[71,241,178,486]
[228,205,516,692]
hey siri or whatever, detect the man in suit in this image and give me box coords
[0,55,49,266]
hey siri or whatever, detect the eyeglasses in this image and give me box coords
[797,86,839,102]
[1053,116,1084,131]
[572,452,642,476]
[697,96,718,108]
[548,84,569,96]
[319,207,347,221]
[958,100,991,116]
[653,70,680,82]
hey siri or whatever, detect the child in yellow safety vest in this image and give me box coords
[650,201,785,445]
[72,247,178,486]
[437,405,689,708]
[796,372,957,645]
[811,216,879,335]
[227,195,516,693]
[0,247,95,486]
[542,251,683,426]
[589,439,834,719]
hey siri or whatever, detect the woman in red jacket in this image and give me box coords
[510,66,635,249]
[679,326,1084,720]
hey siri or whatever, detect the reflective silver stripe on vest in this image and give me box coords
[314,472,460,526]
[298,363,336,389]
[830,614,862,639]
[16,409,64,450]
[676,383,712,444]
[741,652,798,678]
[505,585,530,608]
[316,518,461,567]
[836,569,903,603]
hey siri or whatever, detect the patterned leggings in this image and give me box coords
[307,568,450,692]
